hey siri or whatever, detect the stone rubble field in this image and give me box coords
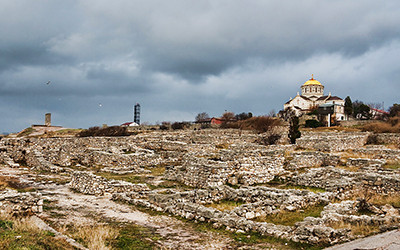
[1,128,400,249]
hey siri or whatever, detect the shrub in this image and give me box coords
[77,126,129,137]
[361,120,400,133]
[238,116,281,133]
[171,122,190,130]
[288,116,301,144]
[159,124,169,130]
[200,123,211,129]
[305,119,322,128]
[258,134,281,145]
[388,117,400,126]
[220,121,240,129]
[366,134,379,145]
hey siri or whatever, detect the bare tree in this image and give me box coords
[221,112,236,121]
[367,102,384,111]
[195,112,210,122]
[267,109,276,117]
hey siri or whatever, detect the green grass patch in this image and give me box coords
[112,223,159,249]
[262,178,326,193]
[0,218,74,249]
[254,204,325,226]
[150,180,194,191]
[191,220,322,249]
[383,163,400,170]
[17,127,35,137]
[97,172,147,184]
[49,128,83,136]
[270,184,326,193]
[0,220,13,230]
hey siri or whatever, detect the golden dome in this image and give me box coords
[303,74,322,86]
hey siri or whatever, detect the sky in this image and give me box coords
[1,0,400,133]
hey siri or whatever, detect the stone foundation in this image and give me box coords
[0,189,43,216]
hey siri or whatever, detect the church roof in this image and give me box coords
[303,74,322,86]
[316,95,343,101]
[285,95,311,104]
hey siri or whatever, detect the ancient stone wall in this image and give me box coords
[286,151,340,170]
[112,185,399,245]
[69,171,149,196]
[288,166,400,195]
[165,151,286,188]
[374,133,400,147]
[346,158,386,168]
[0,189,43,216]
[296,132,369,152]
[352,145,400,162]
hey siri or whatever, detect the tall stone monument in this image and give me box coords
[45,113,51,127]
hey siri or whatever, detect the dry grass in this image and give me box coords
[0,175,34,192]
[149,166,166,176]
[255,204,325,226]
[0,210,74,249]
[327,221,380,236]
[339,150,374,161]
[73,225,118,250]
[349,187,400,208]
[215,143,230,149]
[369,193,400,208]
[301,126,361,132]
[361,120,400,133]
[336,165,361,172]
[46,129,83,137]
[205,200,245,211]
[12,216,42,234]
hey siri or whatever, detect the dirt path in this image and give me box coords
[1,166,233,249]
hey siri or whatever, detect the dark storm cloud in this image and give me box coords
[1,0,400,132]
[129,0,400,78]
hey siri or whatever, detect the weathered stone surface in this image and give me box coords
[346,158,386,168]
[296,132,369,152]
[69,171,150,196]
[286,151,340,170]
[1,129,400,247]
[0,189,43,216]
[288,166,400,195]
[353,145,400,162]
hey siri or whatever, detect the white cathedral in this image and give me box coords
[283,75,346,121]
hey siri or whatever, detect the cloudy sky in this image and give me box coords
[1,0,399,133]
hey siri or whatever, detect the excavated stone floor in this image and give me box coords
[1,128,399,249]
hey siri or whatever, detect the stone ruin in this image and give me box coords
[0,129,400,247]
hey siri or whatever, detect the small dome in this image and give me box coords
[303,75,322,86]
